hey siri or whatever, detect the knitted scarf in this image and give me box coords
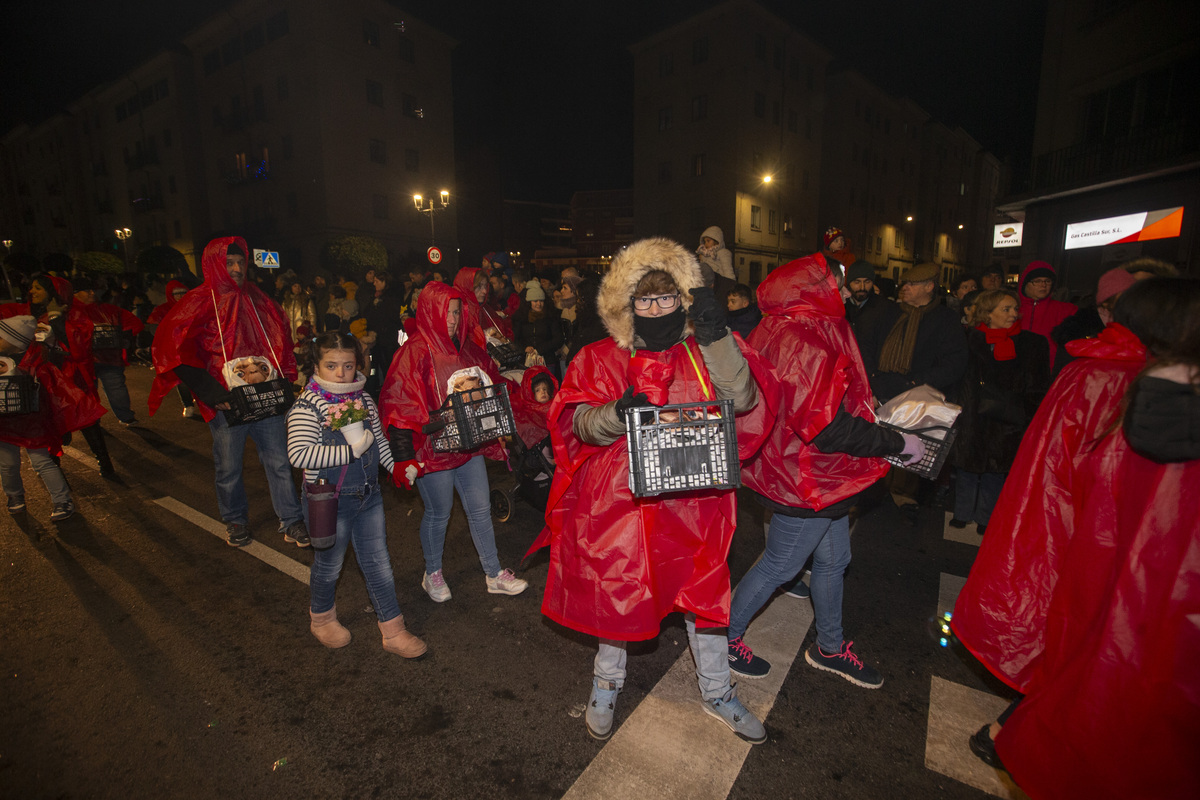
[979,323,1019,361]
[307,372,367,404]
[878,296,941,374]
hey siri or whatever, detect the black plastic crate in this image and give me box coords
[880,423,958,479]
[432,383,516,452]
[92,324,124,351]
[487,342,526,370]
[225,377,294,426]
[0,374,39,415]
[624,399,738,497]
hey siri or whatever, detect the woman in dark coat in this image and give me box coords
[512,283,563,376]
[363,271,404,391]
[950,289,1050,533]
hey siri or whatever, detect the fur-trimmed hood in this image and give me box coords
[597,237,703,351]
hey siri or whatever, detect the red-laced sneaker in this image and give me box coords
[727,636,771,678]
[804,640,883,688]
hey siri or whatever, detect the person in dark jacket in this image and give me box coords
[564,276,607,365]
[1050,267,1136,376]
[363,271,404,390]
[949,289,1050,534]
[857,262,968,403]
[725,283,762,339]
[513,283,562,375]
[843,261,886,331]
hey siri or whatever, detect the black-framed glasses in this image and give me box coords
[632,294,680,311]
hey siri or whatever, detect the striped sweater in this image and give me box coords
[285,389,394,483]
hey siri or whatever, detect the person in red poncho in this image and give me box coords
[1016,260,1076,365]
[72,276,145,426]
[0,273,114,477]
[724,254,924,687]
[0,315,79,521]
[952,277,1200,800]
[530,237,777,744]
[147,281,198,417]
[150,237,307,549]
[379,279,528,603]
[452,267,512,344]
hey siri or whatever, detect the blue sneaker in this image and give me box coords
[703,685,767,744]
[586,678,620,741]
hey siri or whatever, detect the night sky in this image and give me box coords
[2,0,1048,202]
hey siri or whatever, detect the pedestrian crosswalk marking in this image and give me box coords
[926,677,1029,799]
[938,572,967,621]
[944,511,983,547]
[153,496,310,585]
[563,595,814,800]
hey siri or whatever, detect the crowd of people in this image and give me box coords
[1,225,1195,798]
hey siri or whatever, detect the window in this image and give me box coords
[690,95,707,121]
[163,128,172,147]
[212,106,222,128]
[768,210,777,235]
[659,52,674,78]
[802,169,809,190]
[772,101,780,125]
[806,64,814,90]
[658,107,672,131]
[363,20,380,46]
[402,94,421,118]
[876,236,883,254]
[692,37,709,64]
[282,135,293,160]
[750,205,762,231]
[222,36,242,65]
[754,93,765,119]
[252,85,265,120]
[244,25,265,54]
[658,161,672,183]
[372,193,388,219]
[203,49,220,76]
[265,10,289,41]
[276,75,289,101]
[398,36,414,63]
[369,139,386,164]
[692,153,704,177]
[168,175,177,193]
[366,79,383,107]
[789,57,800,81]
[773,45,783,70]
[404,147,419,171]
[783,215,794,235]
[788,109,798,132]
[805,118,812,140]
[754,34,766,60]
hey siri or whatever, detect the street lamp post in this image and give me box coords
[413,190,449,245]
[115,227,133,272]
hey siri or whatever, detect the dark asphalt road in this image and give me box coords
[1,366,1011,799]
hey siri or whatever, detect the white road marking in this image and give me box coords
[926,676,1029,799]
[153,496,310,585]
[938,572,967,621]
[563,595,814,800]
[944,511,984,546]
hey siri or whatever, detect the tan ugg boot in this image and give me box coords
[310,606,351,648]
[378,615,427,658]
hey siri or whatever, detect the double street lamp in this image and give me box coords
[413,190,449,245]
[115,227,133,271]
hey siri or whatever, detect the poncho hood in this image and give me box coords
[598,237,701,351]
[756,253,847,320]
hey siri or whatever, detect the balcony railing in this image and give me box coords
[1032,121,1198,191]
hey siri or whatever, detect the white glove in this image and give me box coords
[404,462,423,486]
[350,428,374,458]
[898,433,926,464]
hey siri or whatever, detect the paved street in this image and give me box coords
[2,365,1026,799]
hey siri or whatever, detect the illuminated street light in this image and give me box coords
[762,174,772,183]
[413,190,450,245]
[906,216,913,222]
[115,227,133,272]
[957,224,964,230]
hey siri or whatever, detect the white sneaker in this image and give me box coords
[182,406,197,418]
[422,570,452,603]
[485,568,528,596]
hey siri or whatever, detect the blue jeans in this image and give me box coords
[729,514,851,654]
[208,411,303,529]
[95,363,135,422]
[953,470,1006,527]
[0,442,71,505]
[308,487,401,622]
[414,455,502,577]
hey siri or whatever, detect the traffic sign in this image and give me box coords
[253,249,280,268]
[427,246,443,265]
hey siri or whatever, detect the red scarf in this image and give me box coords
[978,323,1019,361]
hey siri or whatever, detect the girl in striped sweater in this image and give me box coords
[286,332,426,658]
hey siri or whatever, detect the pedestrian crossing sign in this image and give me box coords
[253,249,280,268]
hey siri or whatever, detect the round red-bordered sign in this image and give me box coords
[427,246,443,265]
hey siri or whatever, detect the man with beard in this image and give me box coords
[843,262,884,331]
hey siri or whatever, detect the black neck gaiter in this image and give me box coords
[634,307,686,352]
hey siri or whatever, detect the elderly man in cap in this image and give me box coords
[857,262,967,404]
[843,261,884,331]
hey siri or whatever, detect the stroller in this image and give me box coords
[490,433,555,523]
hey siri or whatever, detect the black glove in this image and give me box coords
[614,386,650,416]
[687,286,728,346]
[421,419,448,435]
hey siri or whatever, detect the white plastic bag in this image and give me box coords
[876,385,961,440]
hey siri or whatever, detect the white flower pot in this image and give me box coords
[339,421,364,441]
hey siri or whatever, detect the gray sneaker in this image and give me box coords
[702,685,767,744]
[586,678,620,741]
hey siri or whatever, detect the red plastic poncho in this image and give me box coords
[147,280,188,325]
[75,300,144,367]
[453,267,513,343]
[148,237,296,422]
[533,334,776,640]
[511,365,559,448]
[743,255,889,510]
[0,345,76,452]
[953,322,1200,798]
[378,280,507,472]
